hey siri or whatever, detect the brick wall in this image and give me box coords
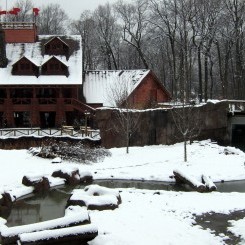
[4,29,37,43]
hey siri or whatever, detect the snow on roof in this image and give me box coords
[0,35,82,85]
[12,56,40,67]
[41,56,69,67]
[83,70,150,107]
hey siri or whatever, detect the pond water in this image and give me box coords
[4,179,245,227]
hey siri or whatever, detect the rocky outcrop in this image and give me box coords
[22,176,50,193]
[95,101,230,148]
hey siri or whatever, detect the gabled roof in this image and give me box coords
[0,35,82,85]
[83,70,151,107]
[12,55,39,67]
[44,36,69,47]
[41,56,69,67]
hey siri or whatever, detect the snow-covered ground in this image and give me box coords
[0,140,245,244]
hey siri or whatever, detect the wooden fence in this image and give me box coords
[0,127,100,139]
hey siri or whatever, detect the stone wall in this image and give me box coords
[95,101,230,148]
[0,136,100,150]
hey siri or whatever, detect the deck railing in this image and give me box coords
[0,127,100,139]
[0,22,35,29]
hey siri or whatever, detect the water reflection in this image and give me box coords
[94,179,193,192]
[215,180,245,193]
[6,187,73,227]
[5,179,245,227]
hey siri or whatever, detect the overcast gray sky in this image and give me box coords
[1,0,129,20]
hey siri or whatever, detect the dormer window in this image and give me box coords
[12,56,39,77]
[44,37,69,58]
[41,56,69,77]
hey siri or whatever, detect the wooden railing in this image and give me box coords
[228,100,245,113]
[38,98,57,104]
[1,22,35,29]
[13,98,32,104]
[0,128,100,138]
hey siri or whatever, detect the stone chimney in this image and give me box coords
[0,24,8,68]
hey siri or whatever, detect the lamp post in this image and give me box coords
[84,110,90,136]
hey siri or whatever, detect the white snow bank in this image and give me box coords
[47,176,66,187]
[51,157,62,163]
[19,224,98,243]
[23,175,44,183]
[228,218,245,242]
[84,184,120,198]
[4,186,34,201]
[0,217,7,226]
[80,171,93,178]
[65,206,89,216]
[70,190,119,207]
[70,185,121,208]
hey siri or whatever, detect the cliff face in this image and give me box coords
[95,102,230,148]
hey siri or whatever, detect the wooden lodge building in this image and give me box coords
[0,22,171,129]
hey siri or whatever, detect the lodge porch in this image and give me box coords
[0,86,95,128]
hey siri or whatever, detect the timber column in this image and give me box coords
[31,88,39,127]
[55,88,65,127]
[0,24,8,68]
[4,88,14,127]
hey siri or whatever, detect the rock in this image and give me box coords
[22,176,50,193]
[51,157,62,163]
[52,169,81,185]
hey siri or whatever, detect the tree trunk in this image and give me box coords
[184,138,187,162]
[197,45,203,102]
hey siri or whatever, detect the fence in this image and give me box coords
[0,127,100,139]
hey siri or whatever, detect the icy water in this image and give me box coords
[194,210,245,244]
[5,179,245,227]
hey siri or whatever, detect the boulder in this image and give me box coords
[22,176,50,193]
[52,169,80,185]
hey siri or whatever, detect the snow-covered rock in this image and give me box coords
[51,157,62,163]
[68,184,121,210]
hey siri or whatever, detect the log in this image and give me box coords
[201,175,217,192]
[1,212,90,245]
[173,170,207,193]
[18,224,98,245]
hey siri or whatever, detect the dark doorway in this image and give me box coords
[14,112,31,127]
[40,112,56,128]
[65,111,74,126]
[232,124,245,152]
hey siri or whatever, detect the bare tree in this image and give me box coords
[70,11,99,70]
[171,95,201,162]
[37,4,69,35]
[107,73,142,153]
[6,0,33,22]
[94,3,120,70]
[115,0,150,69]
